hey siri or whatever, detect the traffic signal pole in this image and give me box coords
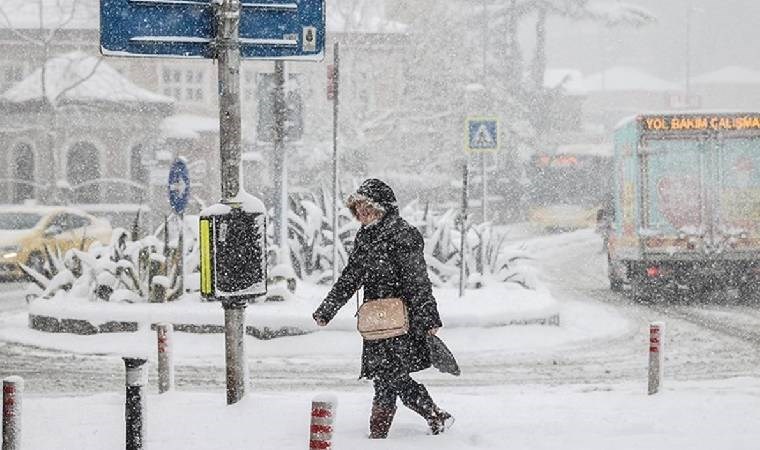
[214,0,248,405]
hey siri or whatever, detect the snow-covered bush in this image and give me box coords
[24,195,535,303]
[284,188,358,284]
[24,217,193,303]
[402,202,534,289]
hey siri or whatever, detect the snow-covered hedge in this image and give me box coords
[402,202,535,289]
[25,196,534,303]
[23,224,187,303]
[283,195,535,290]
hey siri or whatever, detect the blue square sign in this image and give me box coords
[466,118,499,151]
[100,0,325,60]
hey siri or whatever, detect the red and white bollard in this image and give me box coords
[156,322,175,394]
[2,376,23,450]
[309,395,337,450]
[648,321,665,395]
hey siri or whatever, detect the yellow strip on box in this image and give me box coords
[199,219,212,295]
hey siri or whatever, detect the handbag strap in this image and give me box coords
[354,288,362,317]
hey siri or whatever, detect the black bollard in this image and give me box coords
[123,357,148,450]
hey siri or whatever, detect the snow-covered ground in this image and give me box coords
[3,228,759,449]
[16,377,760,449]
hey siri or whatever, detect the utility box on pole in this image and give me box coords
[101,0,326,406]
[199,205,267,301]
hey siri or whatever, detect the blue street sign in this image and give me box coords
[100,0,325,60]
[168,158,190,214]
[466,117,499,152]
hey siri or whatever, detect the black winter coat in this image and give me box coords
[313,209,443,380]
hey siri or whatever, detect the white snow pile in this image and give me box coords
[16,378,760,450]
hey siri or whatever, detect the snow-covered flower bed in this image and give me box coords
[22,197,555,337]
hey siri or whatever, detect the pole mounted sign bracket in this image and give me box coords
[100,0,326,60]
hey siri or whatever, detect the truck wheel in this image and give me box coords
[739,279,760,305]
[607,255,624,292]
[610,277,624,292]
[628,271,657,303]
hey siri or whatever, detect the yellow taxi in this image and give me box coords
[0,206,112,279]
[528,204,600,233]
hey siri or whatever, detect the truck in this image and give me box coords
[605,112,760,300]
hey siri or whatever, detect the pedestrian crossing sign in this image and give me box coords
[466,117,499,152]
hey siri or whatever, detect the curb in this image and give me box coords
[28,313,309,340]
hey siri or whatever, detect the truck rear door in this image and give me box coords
[640,138,706,237]
[716,137,760,247]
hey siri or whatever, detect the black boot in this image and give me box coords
[427,407,454,435]
[399,383,454,435]
[369,402,397,439]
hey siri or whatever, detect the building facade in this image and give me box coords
[0,0,411,226]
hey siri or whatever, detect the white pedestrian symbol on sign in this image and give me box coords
[466,118,499,151]
[472,124,495,148]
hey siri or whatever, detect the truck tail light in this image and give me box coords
[646,266,661,278]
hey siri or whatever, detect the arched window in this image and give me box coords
[13,143,34,203]
[67,142,101,203]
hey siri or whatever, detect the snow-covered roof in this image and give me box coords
[161,114,219,140]
[585,1,657,27]
[544,69,586,95]
[691,66,760,85]
[1,0,407,34]
[1,52,173,105]
[583,66,681,92]
[0,0,97,30]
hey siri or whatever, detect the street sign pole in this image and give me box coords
[459,163,468,298]
[482,153,487,224]
[178,213,184,296]
[168,158,190,298]
[331,42,340,283]
[214,0,247,405]
[272,60,288,260]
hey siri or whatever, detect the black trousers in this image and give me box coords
[373,374,436,416]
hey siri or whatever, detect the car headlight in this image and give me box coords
[1,245,21,259]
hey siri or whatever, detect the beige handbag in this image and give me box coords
[356,297,409,341]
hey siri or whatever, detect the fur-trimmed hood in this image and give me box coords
[346,178,398,217]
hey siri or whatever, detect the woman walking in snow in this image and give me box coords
[312,178,453,439]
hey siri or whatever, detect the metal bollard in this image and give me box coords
[2,377,23,450]
[156,323,175,394]
[309,395,337,450]
[648,322,665,395]
[123,357,148,450]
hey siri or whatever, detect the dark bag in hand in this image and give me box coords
[428,335,460,376]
